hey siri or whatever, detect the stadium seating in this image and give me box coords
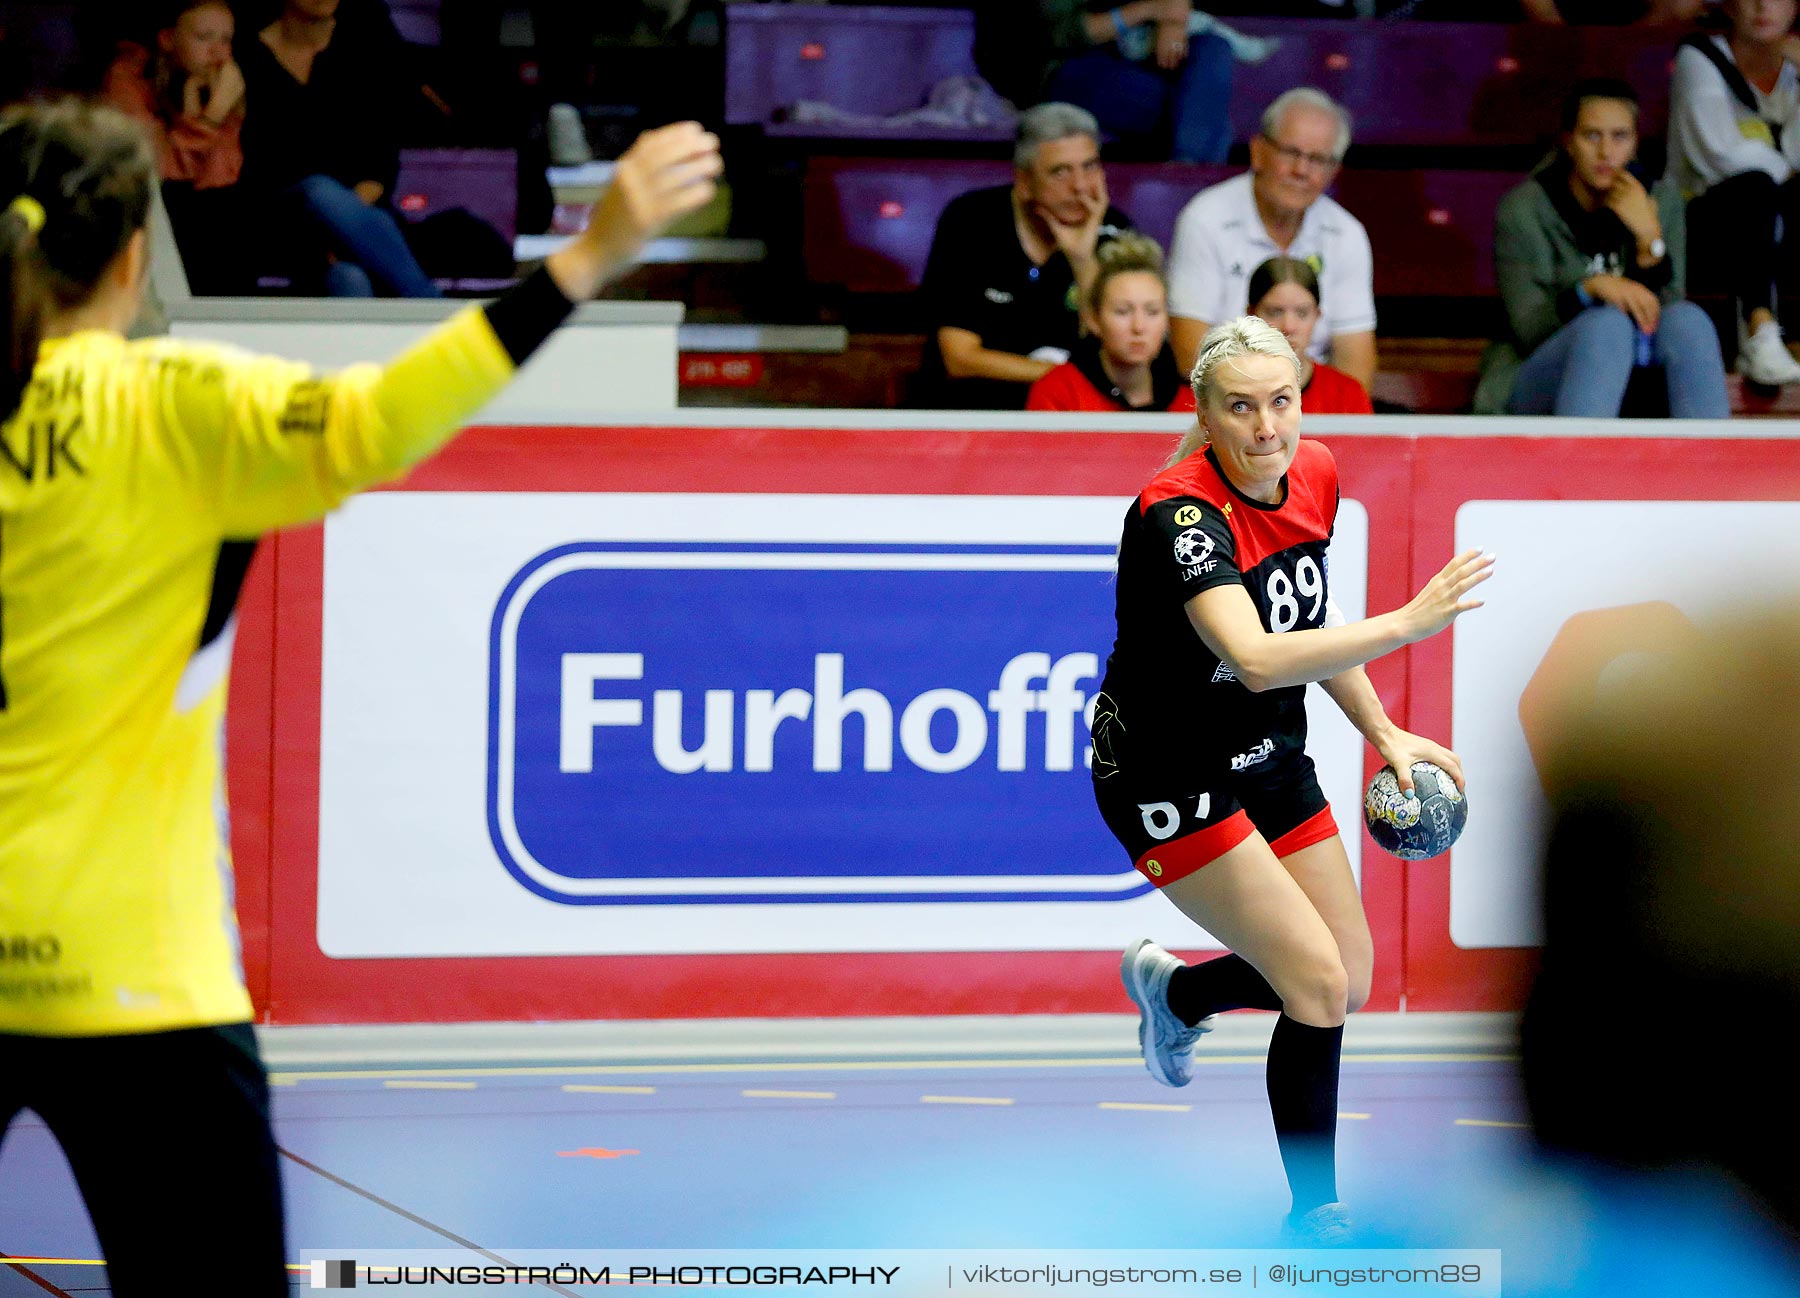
[726,6,1680,153]
[393,148,518,244]
[800,157,1512,302]
[726,4,1010,142]
[388,0,444,47]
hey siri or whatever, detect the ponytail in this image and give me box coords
[0,100,156,425]
[1,195,47,424]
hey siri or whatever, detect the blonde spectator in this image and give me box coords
[1028,232,1196,412]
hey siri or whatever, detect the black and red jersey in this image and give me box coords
[1095,439,1339,780]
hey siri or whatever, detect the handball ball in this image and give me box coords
[1363,761,1467,860]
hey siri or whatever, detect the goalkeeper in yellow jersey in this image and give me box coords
[0,98,720,1294]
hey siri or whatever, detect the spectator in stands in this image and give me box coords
[102,2,243,191]
[237,0,441,297]
[975,2,1234,164]
[101,1,251,293]
[1027,232,1196,411]
[1478,79,1728,417]
[102,1,252,291]
[1166,88,1377,391]
[1246,256,1373,414]
[1668,0,1800,387]
[915,102,1133,410]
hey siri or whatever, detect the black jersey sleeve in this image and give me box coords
[1141,495,1240,603]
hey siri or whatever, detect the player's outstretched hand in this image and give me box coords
[547,121,723,300]
[591,122,722,256]
[1401,548,1494,643]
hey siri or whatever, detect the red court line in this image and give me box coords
[0,1253,76,1297]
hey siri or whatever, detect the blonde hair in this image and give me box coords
[1166,316,1303,469]
[1085,231,1166,317]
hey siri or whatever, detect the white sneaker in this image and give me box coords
[1120,938,1215,1087]
[1737,320,1800,386]
[548,103,593,167]
[1283,1201,1355,1247]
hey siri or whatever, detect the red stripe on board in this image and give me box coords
[226,547,277,1017]
[376,426,1178,497]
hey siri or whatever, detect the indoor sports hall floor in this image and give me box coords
[1,1015,1796,1296]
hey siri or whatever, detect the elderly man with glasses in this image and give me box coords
[1166,88,1377,391]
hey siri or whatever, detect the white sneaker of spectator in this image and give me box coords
[1737,318,1800,387]
[548,103,593,167]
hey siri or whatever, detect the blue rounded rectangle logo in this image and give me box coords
[486,542,1149,905]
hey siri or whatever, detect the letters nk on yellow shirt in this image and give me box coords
[0,306,514,1034]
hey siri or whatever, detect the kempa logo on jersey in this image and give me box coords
[1231,738,1275,771]
[485,541,1148,906]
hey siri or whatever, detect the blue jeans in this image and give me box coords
[1046,36,1234,164]
[1507,301,1729,419]
[287,175,441,299]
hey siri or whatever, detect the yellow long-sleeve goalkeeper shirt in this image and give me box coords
[0,304,517,1035]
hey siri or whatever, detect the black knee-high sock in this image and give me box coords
[1165,954,1283,1026]
[1267,1014,1344,1214]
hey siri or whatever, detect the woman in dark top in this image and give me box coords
[238,0,439,296]
[1476,79,1728,416]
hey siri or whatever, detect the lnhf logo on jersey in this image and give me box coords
[487,541,1142,906]
[1172,528,1213,566]
[1231,738,1275,772]
[309,1259,357,1289]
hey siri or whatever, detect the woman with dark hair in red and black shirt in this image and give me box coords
[1028,232,1196,413]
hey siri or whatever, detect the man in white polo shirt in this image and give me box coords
[1167,87,1377,390]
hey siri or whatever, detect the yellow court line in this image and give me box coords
[742,1089,836,1100]
[1456,1118,1529,1129]
[1339,1112,1372,1120]
[1098,1101,1192,1112]
[920,1095,1015,1106]
[1,1258,106,1267]
[266,1051,1514,1084]
[383,1080,477,1090]
[563,1084,657,1094]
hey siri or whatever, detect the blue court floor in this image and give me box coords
[2,1015,1796,1296]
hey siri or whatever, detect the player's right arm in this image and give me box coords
[1186,549,1494,693]
[166,122,721,536]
